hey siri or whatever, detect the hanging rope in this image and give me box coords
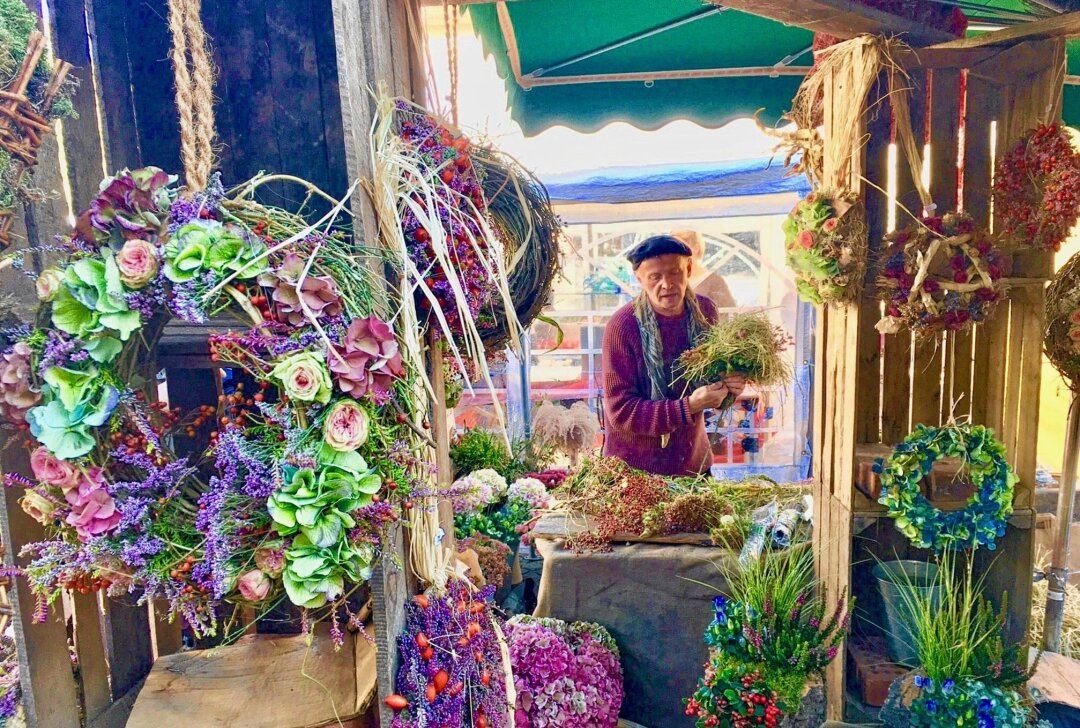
[167,0,216,192]
[442,0,460,125]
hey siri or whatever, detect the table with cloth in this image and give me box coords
[531,514,734,728]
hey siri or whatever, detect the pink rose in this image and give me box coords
[822,218,839,233]
[238,569,271,601]
[1070,309,1080,325]
[20,490,56,525]
[796,230,816,250]
[30,447,81,491]
[323,398,370,452]
[115,239,160,288]
[66,488,121,542]
[64,467,107,501]
[1069,326,1080,342]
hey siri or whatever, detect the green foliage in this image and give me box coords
[26,373,119,459]
[674,311,793,391]
[707,545,849,706]
[281,533,374,609]
[888,550,1029,690]
[450,428,549,481]
[164,221,266,282]
[454,496,531,547]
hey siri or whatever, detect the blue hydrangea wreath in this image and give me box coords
[874,424,1017,551]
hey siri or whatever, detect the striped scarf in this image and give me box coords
[633,290,709,446]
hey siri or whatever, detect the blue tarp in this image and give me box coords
[543,158,812,205]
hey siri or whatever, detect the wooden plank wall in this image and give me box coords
[817,38,1064,718]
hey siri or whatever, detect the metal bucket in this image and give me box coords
[873,560,940,666]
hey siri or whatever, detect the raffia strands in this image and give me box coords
[167,0,216,193]
[780,35,931,211]
[368,89,524,591]
[368,90,521,434]
[471,147,562,351]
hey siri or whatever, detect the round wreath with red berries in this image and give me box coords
[993,123,1080,252]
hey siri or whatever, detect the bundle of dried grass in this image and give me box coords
[771,35,930,214]
[532,401,600,465]
[675,311,794,394]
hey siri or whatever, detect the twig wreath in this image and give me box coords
[993,124,1080,253]
[876,212,1005,339]
[1045,250,1080,390]
[874,423,1017,552]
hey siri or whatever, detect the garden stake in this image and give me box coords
[1044,394,1080,652]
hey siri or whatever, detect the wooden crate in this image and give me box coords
[814,37,1064,719]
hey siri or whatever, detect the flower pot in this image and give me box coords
[873,560,939,666]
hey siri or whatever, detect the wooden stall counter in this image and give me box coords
[531,513,734,728]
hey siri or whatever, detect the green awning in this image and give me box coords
[470,0,1080,137]
[468,0,811,136]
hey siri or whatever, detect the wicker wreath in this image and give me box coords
[783,189,867,305]
[876,212,1005,339]
[993,124,1080,253]
[1045,250,1080,390]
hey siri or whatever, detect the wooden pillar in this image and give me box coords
[329,0,428,723]
[0,446,81,728]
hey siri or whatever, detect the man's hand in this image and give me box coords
[724,372,747,398]
[688,382,729,414]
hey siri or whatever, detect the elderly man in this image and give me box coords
[601,235,745,476]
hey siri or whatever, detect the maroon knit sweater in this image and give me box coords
[601,295,719,476]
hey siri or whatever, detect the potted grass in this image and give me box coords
[879,550,1047,727]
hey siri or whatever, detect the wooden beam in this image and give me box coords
[518,65,808,88]
[929,10,1080,49]
[702,0,953,46]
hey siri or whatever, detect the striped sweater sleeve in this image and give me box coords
[602,312,692,436]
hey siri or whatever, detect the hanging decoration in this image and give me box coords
[782,189,867,305]
[472,146,562,352]
[875,213,1005,338]
[993,124,1080,253]
[874,423,1017,552]
[0,2,75,250]
[1045,250,1080,390]
[0,168,430,640]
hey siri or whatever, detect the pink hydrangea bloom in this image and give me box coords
[0,342,40,425]
[329,315,405,402]
[259,252,342,326]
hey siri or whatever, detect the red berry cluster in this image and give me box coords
[63,571,110,594]
[110,397,181,466]
[686,666,784,728]
[994,123,1080,252]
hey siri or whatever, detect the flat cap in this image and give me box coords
[625,234,693,269]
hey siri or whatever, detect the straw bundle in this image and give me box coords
[675,311,794,393]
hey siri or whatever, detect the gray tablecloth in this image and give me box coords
[534,538,734,728]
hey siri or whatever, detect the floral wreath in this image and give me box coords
[0,87,555,648]
[876,212,1005,338]
[874,423,1017,552]
[993,124,1080,253]
[782,189,867,305]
